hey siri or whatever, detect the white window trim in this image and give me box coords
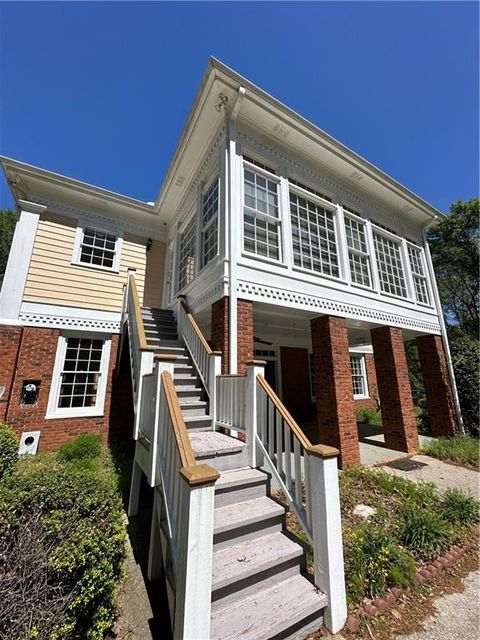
[200,178,219,271]
[46,333,112,419]
[350,353,369,400]
[406,240,433,307]
[371,223,410,301]
[177,213,197,293]
[72,220,123,273]
[343,211,375,291]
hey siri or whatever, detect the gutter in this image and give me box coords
[421,217,464,433]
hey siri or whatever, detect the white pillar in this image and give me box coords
[0,202,44,322]
[306,445,347,634]
[245,360,265,468]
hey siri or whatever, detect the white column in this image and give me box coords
[208,351,222,430]
[0,201,45,322]
[245,360,265,468]
[307,447,347,634]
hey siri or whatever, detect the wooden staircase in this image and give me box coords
[140,306,329,639]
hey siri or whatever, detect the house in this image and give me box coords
[0,59,461,639]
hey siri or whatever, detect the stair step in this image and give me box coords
[211,531,304,605]
[214,496,284,549]
[215,467,269,507]
[183,415,212,431]
[154,344,187,354]
[210,573,327,640]
[179,400,208,417]
[190,432,248,471]
[174,373,200,384]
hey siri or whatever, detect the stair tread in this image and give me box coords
[210,573,327,640]
[216,467,268,490]
[190,432,247,457]
[214,496,284,535]
[212,531,303,591]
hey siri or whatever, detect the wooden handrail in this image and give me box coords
[257,375,339,459]
[161,371,219,484]
[129,273,154,351]
[180,299,213,355]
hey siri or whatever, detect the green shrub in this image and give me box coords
[440,489,480,526]
[356,408,382,425]
[421,435,479,469]
[0,449,126,640]
[58,433,102,462]
[344,526,416,603]
[0,422,18,480]
[399,506,451,559]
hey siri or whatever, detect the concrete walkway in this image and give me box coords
[396,570,480,640]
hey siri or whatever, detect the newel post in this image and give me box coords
[174,465,219,640]
[245,360,265,468]
[149,354,177,486]
[306,444,347,634]
[209,351,222,431]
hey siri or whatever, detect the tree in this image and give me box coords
[0,209,18,287]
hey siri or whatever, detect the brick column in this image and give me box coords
[210,296,253,375]
[311,315,360,468]
[371,327,419,453]
[0,326,23,422]
[416,334,457,437]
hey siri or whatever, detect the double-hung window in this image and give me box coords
[350,354,368,398]
[47,335,111,418]
[178,216,196,291]
[344,215,371,287]
[290,191,339,277]
[407,244,430,305]
[373,230,407,297]
[243,165,281,261]
[73,225,122,271]
[201,179,219,268]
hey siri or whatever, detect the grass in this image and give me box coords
[421,435,479,469]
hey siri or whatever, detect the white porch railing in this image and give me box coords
[137,372,156,442]
[215,374,247,433]
[242,360,347,634]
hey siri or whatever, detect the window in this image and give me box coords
[47,335,111,418]
[408,245,430,305]
[344,216,371,287]
[201,180,219,268]
[290,192,339,277]
[373,231,407,297]
[73,225,122,271]
[243,167,281,260]
[350,355,368,398]
[178,217,196,291]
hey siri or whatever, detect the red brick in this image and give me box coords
[210,296,253,375]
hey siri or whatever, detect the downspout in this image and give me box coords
[227,86,246,374]
[422,216,464,433]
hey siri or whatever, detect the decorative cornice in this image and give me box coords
[19,311,120,333]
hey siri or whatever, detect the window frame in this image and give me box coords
[200,178,219,270]
[72,221,123,273]
[343,211,374,291]
[349,353,369,400]
[177,214,197,293]
[46,333,111,419]
[406,241,431,307]
[371,224,409,301]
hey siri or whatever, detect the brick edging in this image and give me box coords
[344,536,479,633]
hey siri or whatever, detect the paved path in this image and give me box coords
[378,454,479,497]
[396,570,480,640]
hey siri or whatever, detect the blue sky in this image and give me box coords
[0,1,478,213]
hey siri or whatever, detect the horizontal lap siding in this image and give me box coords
[143,239,165,308]
[22,212,163,312]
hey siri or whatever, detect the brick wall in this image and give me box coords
[211,297,229,374]
[311,315,360,468]
[210,296,253,374]
[416,334,457,437]
[0,325,23,422]
[1,326,126,451]
[371,326,419,453]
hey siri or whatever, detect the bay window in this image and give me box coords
[243,165,281,261]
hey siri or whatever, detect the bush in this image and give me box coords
[399,506,451,559]
[0,445,126,640]
[449,330,480,437]
[58,433,102,462]
[421,435,479,469]
[356,408,382,426]
[0,422,18,480]
[441,489,480,526]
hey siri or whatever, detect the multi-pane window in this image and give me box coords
[79,227,117,269]
[350,355,367,397]
[58,338,104,409]
[243,167,281,260]
[290,193,339,277]
[408,245,430,304]
[344,216,371,287]
[178,217,196,291]
[201,180,219,268]
[373,232,407,297]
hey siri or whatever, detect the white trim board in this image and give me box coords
[19,302,121,333]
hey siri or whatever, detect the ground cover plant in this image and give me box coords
[421,434,479,469]
[0,432,127,640]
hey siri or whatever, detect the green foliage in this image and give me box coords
[421,435,479,468]
[344,526,416,603]
[448,331,480,437]
[441,489,480,526]
[399,506,451,559]
[0,441,126,640]
[355,408,382,426]
[0,209,18,287]
[0,422,18,480]
[58,433,102,462]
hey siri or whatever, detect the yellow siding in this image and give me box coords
[23,212,165,312]
[143,240,166,308]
